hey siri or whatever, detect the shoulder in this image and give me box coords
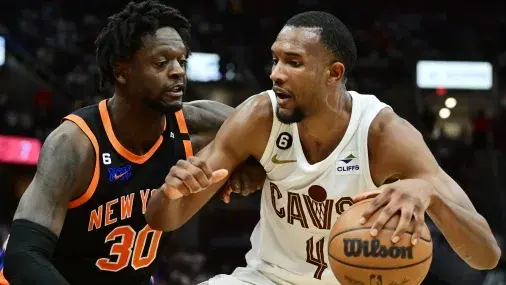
[53,119,96,158]
[41,119,97,198]
[368,108,422,148]
[238,92,273,120]
[226,91,273,133]
[367,108,435,184]
[181,100,232,134]
[211,91,273,160]
[182,100,232,120]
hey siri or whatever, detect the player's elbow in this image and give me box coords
[468,243,502,270]
[482,245,501,270]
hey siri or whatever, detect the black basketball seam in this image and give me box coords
[329,226,432,244]
[329,252,432,270]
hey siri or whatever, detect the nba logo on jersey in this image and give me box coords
[108,164,133,182]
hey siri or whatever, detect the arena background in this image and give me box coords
[0,0,505,284]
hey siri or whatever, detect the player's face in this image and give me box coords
[127,27,188,113]
[270,26,332,124]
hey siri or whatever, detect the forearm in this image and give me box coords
[146,182,226,231]
[428,187,501,269]
[4,219,70,285]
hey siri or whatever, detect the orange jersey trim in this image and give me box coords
[98,100,165,164]
[182,140,193,158]
[64,114,101,209]
[174,110,188,134]
[175,109,193,158]
[0,269,8,285]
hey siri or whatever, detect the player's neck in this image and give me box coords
[297,91,352,164]
[107,95,165,155]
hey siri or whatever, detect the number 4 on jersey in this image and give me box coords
[306,237,328,279]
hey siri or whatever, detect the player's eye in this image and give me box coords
[155,61,167,67]
[178,59,187,69]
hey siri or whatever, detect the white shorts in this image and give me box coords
[199,266,337,285]
[199,266,287,285]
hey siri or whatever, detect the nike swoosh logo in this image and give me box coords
[271,154,296,164]
[114,171,128,180]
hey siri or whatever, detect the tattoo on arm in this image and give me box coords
[13,122,94,236]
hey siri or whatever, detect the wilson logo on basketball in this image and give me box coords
[343,238,413,259]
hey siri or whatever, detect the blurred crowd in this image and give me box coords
[0,0,506,284]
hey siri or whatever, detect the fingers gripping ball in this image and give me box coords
[328,199,432,285]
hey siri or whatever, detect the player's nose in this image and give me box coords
[270,63,287,84]
[168,60,185,80]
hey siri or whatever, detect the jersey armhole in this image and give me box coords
[175,110,193,158]
[259,90,282,167]
[358,104,391,190]
[63,114,101,209]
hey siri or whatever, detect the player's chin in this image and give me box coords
[276,107,302,124]
[143,97,182,113]
[161,100,183,112]
[276,107,292,117]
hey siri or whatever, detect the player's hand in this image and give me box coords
[220,160,266,203]
[353,179,434,245]
[161,156,228,200]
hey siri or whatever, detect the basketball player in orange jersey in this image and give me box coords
[146,11,501,284]
[1,1,265,285]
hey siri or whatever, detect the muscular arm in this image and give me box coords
[4,121,95,284]
[182,100,233,153]
[146,94,272,231]
[369,108,501,270]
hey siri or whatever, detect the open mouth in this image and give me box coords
[170,86,183,93]
[273,86,292,101]
[165,84,185,97]
[276,92,291,100]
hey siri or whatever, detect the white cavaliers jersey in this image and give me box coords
[245,90,391,284]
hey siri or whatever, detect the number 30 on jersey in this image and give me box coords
[96,225,161,272]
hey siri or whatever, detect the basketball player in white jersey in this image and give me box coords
[146,11,501,284]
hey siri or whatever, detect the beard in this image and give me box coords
[142,97,183,114]
[276,106,305,124]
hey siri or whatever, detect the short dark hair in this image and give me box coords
[285,11,357,76]
[95,0,191,88]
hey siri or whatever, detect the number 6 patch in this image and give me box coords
[276,132,293,150]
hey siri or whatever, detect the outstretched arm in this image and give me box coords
[357,109,500,270]
[4,121,95,284]
[146,94,272,231]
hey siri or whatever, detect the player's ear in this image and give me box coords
[113,61,129,85]
[328,61,345,85]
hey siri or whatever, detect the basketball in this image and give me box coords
[328,198,433,285]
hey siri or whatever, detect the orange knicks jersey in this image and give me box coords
[41,100,191,285]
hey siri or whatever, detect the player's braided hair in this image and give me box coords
[285,11,357,81]
[95,0,191,88]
